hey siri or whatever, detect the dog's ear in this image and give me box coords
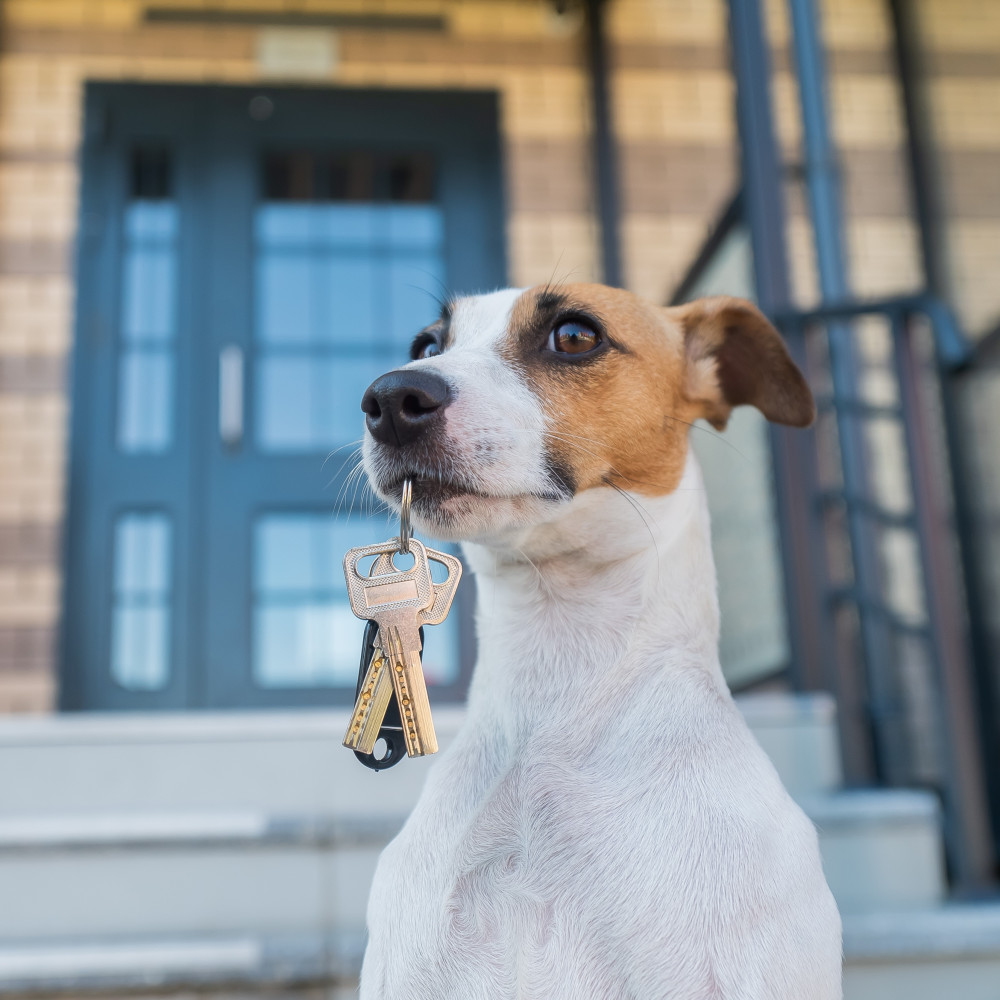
[670,296,816,431]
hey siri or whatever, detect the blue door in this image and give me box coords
[62,84,504,710]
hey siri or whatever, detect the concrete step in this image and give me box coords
[0,695,839,819]
[0,931,362,997]
[804,789,946,915]
[0,813,393,942]
[843,903,1000,1000]
[737,691,841,796]
[3,904,1000,998]
[0,788,943,944]
[0,709,453,819]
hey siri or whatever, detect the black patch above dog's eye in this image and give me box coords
[410,334,442,361]
[547,321,601,356]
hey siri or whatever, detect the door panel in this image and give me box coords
[63,84,503,710]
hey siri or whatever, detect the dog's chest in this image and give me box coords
[361,750,603,997]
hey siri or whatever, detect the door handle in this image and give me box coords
[219,344,244,449]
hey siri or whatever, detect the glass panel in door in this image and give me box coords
[244,149,459,693]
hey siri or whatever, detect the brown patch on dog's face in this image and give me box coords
[500,284,815,498]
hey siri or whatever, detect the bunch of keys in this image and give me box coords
[342,479,462,771]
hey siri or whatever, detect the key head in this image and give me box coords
[421,548,463,626]
[370,547,462,628]
[343,539,434,622]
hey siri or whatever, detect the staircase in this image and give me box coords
[0,696,997,999]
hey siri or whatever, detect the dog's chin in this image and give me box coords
[368,475,565,544]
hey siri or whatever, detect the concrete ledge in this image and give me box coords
[735,691,837,725]
[0,812,405,853]
[0,932,364,994]
[844,904,1000,961]
[803,789,941,830]
[0,709,467,747]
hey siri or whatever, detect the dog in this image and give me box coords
[357,284,842,999]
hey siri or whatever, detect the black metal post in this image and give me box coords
[726,0,840,730]
[787,0,902,782]
[583,0,623,287]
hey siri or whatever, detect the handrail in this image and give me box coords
[774,293,973,370]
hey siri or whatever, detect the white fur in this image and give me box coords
[359,290,843,999]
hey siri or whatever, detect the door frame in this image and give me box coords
[60,82,506,711]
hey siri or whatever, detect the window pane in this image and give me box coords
[110,513,172,692]
[117,189,178,454]
[125,202,177,242]
[252,513,460,689]
[388,256,446,349]
[255,602,358,687]
[117,350,174,453]
[256,354,385,452]
[256,254,315,345]
[114,514,171,595]
[320,205,378,247]
[385,205,443,249]
[322,257,377,344]
[112,606,170,691]
[256,204,317,248]
[256,355,315,450]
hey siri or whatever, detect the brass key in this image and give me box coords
[346,548,462,756]
[343,539,438,757]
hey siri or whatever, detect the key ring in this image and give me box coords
[398,478,413,555]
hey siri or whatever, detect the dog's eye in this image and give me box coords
[547,321,601,355]
[413,339,441,360]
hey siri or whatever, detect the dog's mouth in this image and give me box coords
[385,475,475,508]
[378,474,566,517]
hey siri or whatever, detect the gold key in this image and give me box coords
[346,548,462,755]
[343,538,438,757]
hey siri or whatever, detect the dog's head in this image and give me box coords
[361,283,814,544]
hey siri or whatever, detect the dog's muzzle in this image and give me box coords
[361,369,452,448]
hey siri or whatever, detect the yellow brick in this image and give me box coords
[0,57,83,156]
[502,69,590,140]
[774,71,905,152]
[0,396,67,525]
[0,673,55,715]
[848,218,922,298]
[763,0,792,46]
[831,76,904,149]
[613,70,734,144]
[0,161,78,241]
[0,567,60,626]
[788,216,820,307]
[621,214,708,303]
[4,0,94,26]
[0,277,73,356]
[608,0,725,45]
[507,211,600,288]
[917,0,1000,52]
[949,221,1000,335]
[820,0,892,50]
[450,1,550,39]
[928,79,1000,150]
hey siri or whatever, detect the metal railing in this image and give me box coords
[776,294,993,881]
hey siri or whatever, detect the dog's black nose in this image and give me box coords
[361,369,452,447]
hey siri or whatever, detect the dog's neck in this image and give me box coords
[460,452,726,744]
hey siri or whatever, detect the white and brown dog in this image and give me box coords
[358,284,842,999]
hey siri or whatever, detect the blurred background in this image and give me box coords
[0,0,998,996]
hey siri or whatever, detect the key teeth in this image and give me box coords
[343,648,391,753]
